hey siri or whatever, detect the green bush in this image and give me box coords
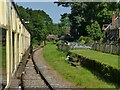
[56,40,63,46]
[32,39,39,47]
[85,21,102,41]
[78,36,94,45]
[100,38,103,44]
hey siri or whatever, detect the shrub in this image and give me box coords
[56,40,63,46]
[78,36,94,45]
[100,38,103,44]
[85,21,102,41]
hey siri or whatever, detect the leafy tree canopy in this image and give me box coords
[55,2,120,40]
[16,4,66,44]
[86,21,102,40]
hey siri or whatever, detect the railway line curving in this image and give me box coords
[20,46,76,90]
[21,47,54,90]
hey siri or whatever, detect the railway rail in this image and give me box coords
[8,46,75,90]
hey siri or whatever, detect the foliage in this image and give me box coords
[55,2,120,40]
[43,43,116,88]
[16,4,64,45]
[58,14,71,36]
[85,21,102,40]
[16,5,53,44]
[80,39,85,45]
[56,40,63,45]
[32,39,38,47]
[52,23,66,36]
[46,37,53,42]
[78,36,94,45]
[100,38,103,44]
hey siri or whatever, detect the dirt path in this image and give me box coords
[33,47,78,89]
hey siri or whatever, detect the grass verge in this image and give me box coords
[43,42,117,88]
[70,50,119,69]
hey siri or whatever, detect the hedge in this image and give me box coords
[68,52,120,85]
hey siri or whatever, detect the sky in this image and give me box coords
[16,2,71,23]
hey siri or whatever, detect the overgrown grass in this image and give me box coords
[43,43,117,88]
[71,50,119,69]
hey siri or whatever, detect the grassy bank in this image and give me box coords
[71,50,119,69]
[43,42,116,88]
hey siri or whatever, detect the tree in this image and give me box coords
[16,4,54,44]
[59,13,71,35]
[85,21,102,40]
[55,2,120,40]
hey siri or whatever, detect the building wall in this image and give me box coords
[103,13,120,43]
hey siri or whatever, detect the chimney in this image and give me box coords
[112,12,115,26]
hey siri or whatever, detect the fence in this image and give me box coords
[92,43,120,55]
[0,0,31,88]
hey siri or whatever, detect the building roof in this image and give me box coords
[103,16,118,31]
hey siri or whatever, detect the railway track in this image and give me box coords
[21,47,54,90]
[7,46,76,90]
[20,47,75,90]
